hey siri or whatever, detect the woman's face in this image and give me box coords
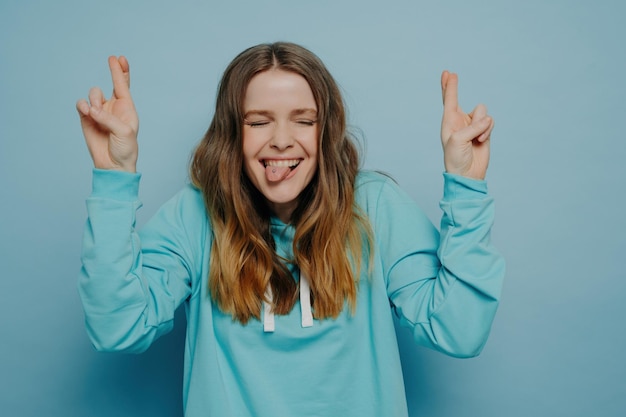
[242,69,318,223]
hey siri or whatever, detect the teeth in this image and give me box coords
[264,159,300,168]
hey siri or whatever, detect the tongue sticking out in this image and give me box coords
[265,165,291,182]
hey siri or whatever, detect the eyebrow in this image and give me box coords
[243,108,318,118]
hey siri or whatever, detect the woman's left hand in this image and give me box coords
[440,71,494,180]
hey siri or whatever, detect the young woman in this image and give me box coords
[76,42,504,417]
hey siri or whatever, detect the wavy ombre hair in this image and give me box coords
[191,42,372,323]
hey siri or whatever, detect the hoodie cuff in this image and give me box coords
[90,168,141,201]
[442,172,488,201]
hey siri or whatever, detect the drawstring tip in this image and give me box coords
[300,274,313,328]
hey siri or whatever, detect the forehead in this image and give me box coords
[243,69,317,111]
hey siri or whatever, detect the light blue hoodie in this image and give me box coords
[79,169,504,417]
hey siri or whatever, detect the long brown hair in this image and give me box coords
[191,42,371,323]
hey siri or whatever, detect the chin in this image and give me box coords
[262,182,306,205]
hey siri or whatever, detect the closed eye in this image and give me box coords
[245,120,271,127]
[295,120,317,126]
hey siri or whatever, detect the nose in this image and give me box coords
[269,122,294,150]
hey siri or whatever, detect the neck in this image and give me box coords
[267,200,296,224]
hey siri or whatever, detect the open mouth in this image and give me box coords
[263,159,302,169]
[262,159,302,181]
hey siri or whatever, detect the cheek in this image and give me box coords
[303,128,319,157]
[240,140,255,180]
[242,155,259,183]
[242,129,267,157]
[241,132,252,159]
[242,134,259,164]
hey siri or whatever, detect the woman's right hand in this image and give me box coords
[76,56,139,173]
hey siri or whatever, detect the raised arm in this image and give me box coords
[76,56,139,173]
[378,74,503,357]
[440,71,494,180]
[77,57,193,353]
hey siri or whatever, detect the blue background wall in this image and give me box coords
[1,1,624,416]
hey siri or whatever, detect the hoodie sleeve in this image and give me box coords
[374,173,505,358]
[78,169,199,353]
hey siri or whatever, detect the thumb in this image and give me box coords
[451,115,492,144]
[470,103,488,121]
[89,106,135,139]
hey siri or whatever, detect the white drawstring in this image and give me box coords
[263,287,275,332]
[262,273,313,332]
[299,273,313,328]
